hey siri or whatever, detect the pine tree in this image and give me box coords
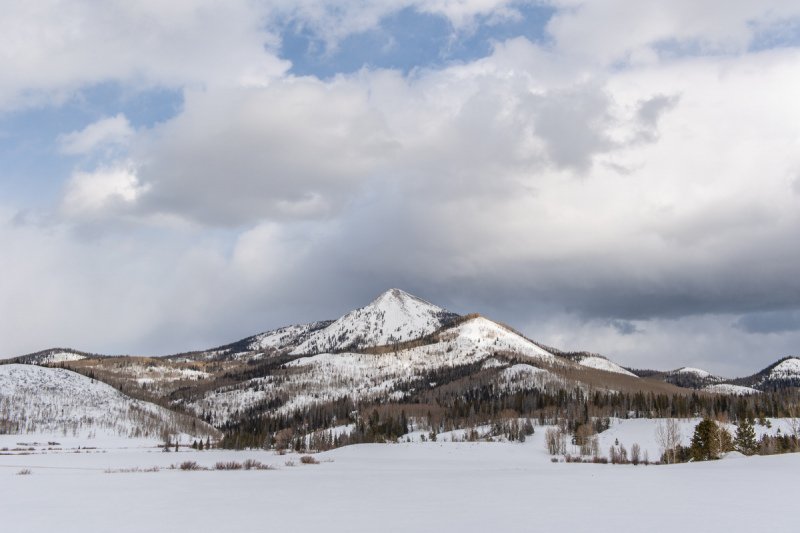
[690,419,722,461]
[735,418,758,456]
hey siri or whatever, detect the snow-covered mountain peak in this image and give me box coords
[675,367,712,378]
[366,288,443,318]
[770,357,800,377]
[11,348,91,365]
[291,289,458,354]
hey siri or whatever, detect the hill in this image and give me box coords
[0,364,218,442]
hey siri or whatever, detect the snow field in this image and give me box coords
[2,440,798,533]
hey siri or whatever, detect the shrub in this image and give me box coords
[215,461,242,470]
[179,461,201,471]
[16,468,31,475]
[300,455,319,465]
[242,459,269,470]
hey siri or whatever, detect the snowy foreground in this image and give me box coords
[2,428,798,533]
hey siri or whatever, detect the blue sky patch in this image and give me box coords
[0,83,182,206]
[282,4,554,78]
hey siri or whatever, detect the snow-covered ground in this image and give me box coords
[702,383,760,395]
[576,355,637,377]
[248,322,328,352]
[1,437,798,532]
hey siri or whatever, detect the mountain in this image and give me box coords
[4,288,798,452]
[11,348,95,365]
[187,315,560,425]
[291,288,460,354]
[662,367,723,389]
[0,364,218,441]
[734,357,800,391]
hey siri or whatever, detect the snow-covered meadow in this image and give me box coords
[2,420,798,533]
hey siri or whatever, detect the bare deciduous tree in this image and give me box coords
[545,427,566,455]
[631,443,641,465]
[656,419,681,464]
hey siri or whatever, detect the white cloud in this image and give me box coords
[545,0,800,66]
[0,0,288,109]
[58,114,134,155]
[61,163,149,218]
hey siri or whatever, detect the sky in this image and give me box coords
[2,0,800,377]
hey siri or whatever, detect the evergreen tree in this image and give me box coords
[735,418,758,455]
[690,419,722,461]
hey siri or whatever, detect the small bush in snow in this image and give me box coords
[215,461,242,470]
[16,468,31,475]
[179,461,202,471]
[300,455,319,464]
[243,459,272,470]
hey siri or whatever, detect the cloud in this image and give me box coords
[529,312,800,377]
[545,0,800,66]
[61,163,148,218]
[128,78,399,225]
[609,319,641,336]
[735,309,800,334]
[0,0,288,109]
[58,114,134,155]
[108,38,670,225]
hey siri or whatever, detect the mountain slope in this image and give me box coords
[0,364,217,440]
[557,352,637,377]
[735,357,800,391]
[291,288,459,354]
